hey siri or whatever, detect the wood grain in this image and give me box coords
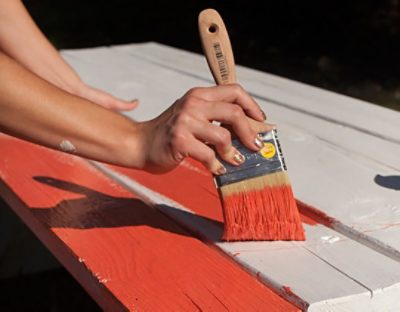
[198,8,236,85]
[0,134,299,311]
[58,42,400,310]
[80,42,400,258]
[104,159,400,310]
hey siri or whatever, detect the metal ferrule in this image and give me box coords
[214,129,287,187]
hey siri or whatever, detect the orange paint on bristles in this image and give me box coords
[219,173,305,241]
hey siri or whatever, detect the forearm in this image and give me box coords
[0,0,83,93]
[0,51,145,168]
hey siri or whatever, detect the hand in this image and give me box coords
[139,84,273,175]
[73,83,139,111]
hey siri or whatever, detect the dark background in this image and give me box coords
[1,1,399,311]
[24,0,400,111]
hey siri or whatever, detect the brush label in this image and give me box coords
[214,130,287,187]
[260,142,276,159]
[213,42,229,82]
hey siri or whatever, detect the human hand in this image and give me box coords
[139,84,273,175]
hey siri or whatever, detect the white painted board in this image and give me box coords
[62,43,400,310]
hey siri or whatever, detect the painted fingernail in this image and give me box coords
[260,110,267,121]
[233,152,245,165]
[255,137,264,149]
[215,165,227,175]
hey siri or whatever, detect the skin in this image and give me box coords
[0,0,137,111]
[0,1,272,175]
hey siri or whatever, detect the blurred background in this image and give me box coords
[1,0,399,311]
[25,0,400,111]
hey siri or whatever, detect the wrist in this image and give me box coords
[118,120,149,169]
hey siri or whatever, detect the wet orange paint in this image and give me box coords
[221,185,305,241]
[110,159,223,222]
[296,200,337,227]
[0,135,299,311]
[110,159,323,230]
[299,213,318,226]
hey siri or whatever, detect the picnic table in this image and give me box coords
[1,42,400,311]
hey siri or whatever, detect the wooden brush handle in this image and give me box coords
[198,9,236,85]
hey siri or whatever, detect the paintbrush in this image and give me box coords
[198,9,305,241]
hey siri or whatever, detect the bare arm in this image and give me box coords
[0,51,144,167]
[0,0,137,110]
[0,51,271,174]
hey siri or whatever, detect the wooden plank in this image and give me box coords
[0,134,299,311]
[61,43,400,257]
[60,43,400,309]
[99,159,400,311]
[111,42,400,144]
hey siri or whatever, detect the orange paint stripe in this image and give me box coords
[109,159,223,222]
[0,135,299,311]
[109,158,325,228]
[296,200,337,227]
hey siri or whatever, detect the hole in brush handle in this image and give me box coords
[208,23,219,33]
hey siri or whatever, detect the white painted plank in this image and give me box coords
[279,123,400,253]
[62,43,400,255]
[92,161,400,311]
[113,42,400,144]
[62,46,194,121]
[93,44,400,250]
[107,42,400,169]
[62,44,400,310]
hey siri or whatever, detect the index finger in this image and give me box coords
[187,84,266,122]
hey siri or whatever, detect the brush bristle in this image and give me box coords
[219,171,305,241]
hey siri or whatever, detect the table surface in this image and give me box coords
[1,42,400,311]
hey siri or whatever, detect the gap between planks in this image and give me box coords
[93,160,400,265]
[64,43,400,259]
[0,135,300,311]
[91,160,400,310]
[103,44,400,145]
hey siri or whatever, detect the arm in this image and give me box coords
[0,0,137,111]
[0,51,271,174]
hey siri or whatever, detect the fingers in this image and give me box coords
[247,117,275,133]
[82,85,139,111]
[147,84,272,175]
[186,84,266,122]
[191,123,247,166]
[110,98,139,111]
[184,137,226,175]
[199,101,263,152]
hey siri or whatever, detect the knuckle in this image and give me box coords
[215,128,231,145]
[175,112,191,127]
[185,87,203,98]
[171,151,185,163]
[203,149,216,164]
[231,105,244,120]
[245,123,258,139]
[232,83,244,95]
[181,96,200,111]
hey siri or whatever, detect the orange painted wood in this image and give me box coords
[0,134,299,311]
[108,160,316,227]
[109,160,223,223]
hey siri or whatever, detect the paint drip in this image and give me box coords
[59,140,77,153]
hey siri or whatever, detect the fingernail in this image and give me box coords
[215,165,227,175]
[255,137,264,149]
[233,152,245,165]
[260,110,267,121]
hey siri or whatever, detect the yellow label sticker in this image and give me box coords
[260,142,276,159]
